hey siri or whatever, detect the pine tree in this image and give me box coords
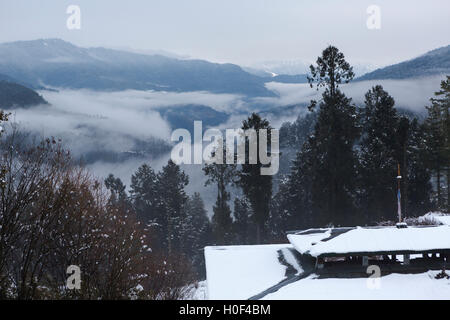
[239,113,273,243]
[305,46,360,226]
[203,148,236,245]
[274,136,316,233]
[232,197,252,244]
[182,192,211,277]
[359,85,399,223]
[157,160,189,253]
[424,76,450,210]
[437,77,450,211]
[129,164,160,224]
[404,119,433,216]
[395,116,410,222]
[285,139,315,227]
[279,112,317,149]
[268,177,294,240]
[104,174,129,210]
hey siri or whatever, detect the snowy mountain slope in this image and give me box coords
[0,39,273,97]
[249,59,377,78]
[357,45,450,81]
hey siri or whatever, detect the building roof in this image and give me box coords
[202,213,450,300]
[287,225,450,257]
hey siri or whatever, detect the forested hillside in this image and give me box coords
[0,81,47,109]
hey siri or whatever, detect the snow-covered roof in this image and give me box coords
[288,225,450,257]
[202,213,450,300]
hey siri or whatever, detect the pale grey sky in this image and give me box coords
[1,0,449,66]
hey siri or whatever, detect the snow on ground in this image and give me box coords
[288,225,450,257]
[419,212,450,225]
[185,280,208,300]
[204,244,292,300]
[262,271,450,300]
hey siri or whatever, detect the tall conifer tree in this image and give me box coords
[305,46,360,226]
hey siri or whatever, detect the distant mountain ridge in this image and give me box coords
[357,45,450,81]
[0,39,274,97]
[248,60,377,77]
[0,39,448,97]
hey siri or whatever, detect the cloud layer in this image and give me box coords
[6,76,444,216]
[260,75,445,113]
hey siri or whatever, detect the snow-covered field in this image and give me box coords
[185,281,208,300]
[204,244,296,300]
[262,272,450,300]
[420,212,450,226]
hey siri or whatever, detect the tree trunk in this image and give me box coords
[402,153,408,219]
[447,168,450,211]
[437,168,441,209]
[255,223,261,244]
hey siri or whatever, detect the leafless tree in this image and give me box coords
[0,125,194,300]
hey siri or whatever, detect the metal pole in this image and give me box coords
[397,163,402,223]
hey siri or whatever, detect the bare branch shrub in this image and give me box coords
[0,127,193,299]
